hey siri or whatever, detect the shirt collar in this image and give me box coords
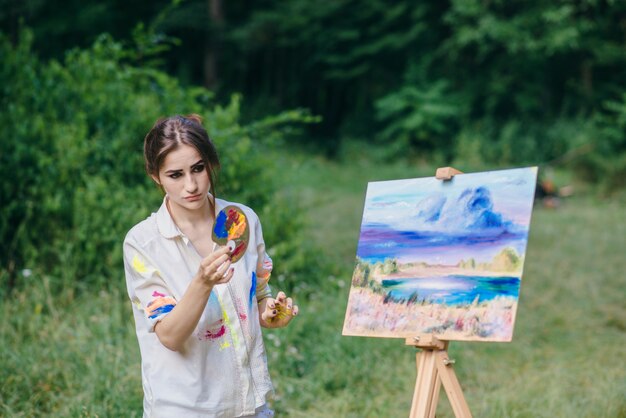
[156,196,183,240]
[155,194,222,241]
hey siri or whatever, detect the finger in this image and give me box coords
[275,291,287,304]
[216,245,232,255]
[285,297,293,311]
[205,245,230,261]
[201,250,231,269]
[205,254,231,274]
[206,246,232,262]
[265,297,276,310]
[201,266,217,279]
[292,305,299,316]
[215,252,232,265]
[215,259,232,276]
[262,305,278,322]
[217,267,235,284]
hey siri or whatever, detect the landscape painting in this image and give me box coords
[343,167,538,342]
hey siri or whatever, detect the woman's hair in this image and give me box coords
[144,114,220,214]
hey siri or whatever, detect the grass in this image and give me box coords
[1,283,142,417]
[1,149,625,417]
[270,151,626,417]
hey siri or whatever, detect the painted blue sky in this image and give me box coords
[356,167,538,265]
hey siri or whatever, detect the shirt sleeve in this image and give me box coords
[253,213,273,301]
[123,237,177,332]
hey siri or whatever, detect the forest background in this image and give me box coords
[1,1,625,417]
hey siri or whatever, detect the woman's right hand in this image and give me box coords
[196,246,234,288]
[155,245,233,351]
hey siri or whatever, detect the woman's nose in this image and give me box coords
[185,174,198,193]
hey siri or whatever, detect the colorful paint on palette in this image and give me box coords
[212,205,250,263]
[213,210,230,239]
[230,241,247,260]
[214,207,247,240]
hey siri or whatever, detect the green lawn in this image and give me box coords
[271,152,626,418]
[2,151,625,417]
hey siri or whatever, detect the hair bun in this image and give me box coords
[185,114,204,125]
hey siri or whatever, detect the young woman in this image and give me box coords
[123,114,298,417]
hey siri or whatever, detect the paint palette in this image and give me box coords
[212,205,250,263]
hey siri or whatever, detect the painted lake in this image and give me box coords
[382,275,521,305]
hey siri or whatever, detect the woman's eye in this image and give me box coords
[169,172,182,179]
[192,165,205,173]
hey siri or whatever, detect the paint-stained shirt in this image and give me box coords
[123,196,274,418]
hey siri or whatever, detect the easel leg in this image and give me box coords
[435,351,472,418]
[410,350,440,418]
[407,336,473,418]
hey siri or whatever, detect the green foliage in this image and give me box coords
[215,0,626,187]
[223,0,431,137]
[6,0,626,186]
[573,93,626,192]
[375,68,461,158]
[441,0,624,118]
[0,28,314,293]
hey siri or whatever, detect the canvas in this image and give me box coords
[342,167,538,342]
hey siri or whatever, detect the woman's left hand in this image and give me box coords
[259,291,299,328]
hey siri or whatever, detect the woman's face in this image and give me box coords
[153,144,211,212]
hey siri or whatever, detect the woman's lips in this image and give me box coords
[185,194,202,201]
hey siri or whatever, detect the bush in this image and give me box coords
[573,94,626,193]
[374,64,461,160]
[450,117,593,170]
[0,28,314,294]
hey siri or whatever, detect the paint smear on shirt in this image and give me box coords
[146,296,177,319]
[131,296,144,312]
[215,291,239,350]
[249,272,257,308]
[255,253,273,300]
[257,254,273,280]
[234,295,253,343]
[234,296,248,322]
[132,254,149,274]
[198,319,227,341]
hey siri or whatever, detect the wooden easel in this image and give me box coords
[405,335,472,418]
[406,167,471,418]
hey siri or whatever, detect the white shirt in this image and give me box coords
[123,196,273,418]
